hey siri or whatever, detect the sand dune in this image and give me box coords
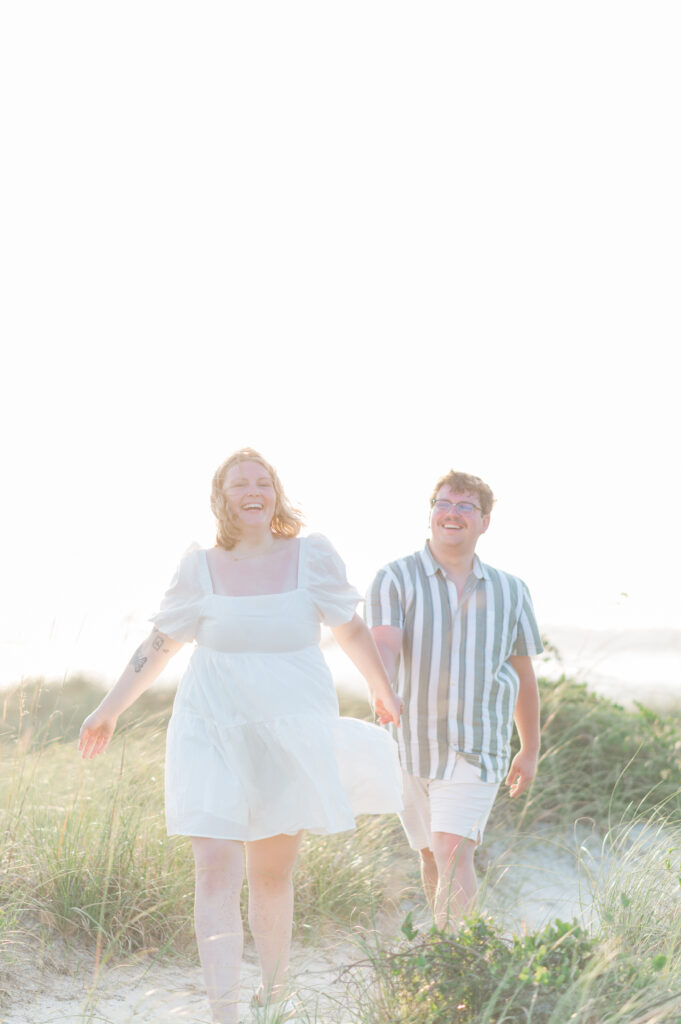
[3,827,606,1024]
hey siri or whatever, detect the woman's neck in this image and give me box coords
[229,528,278,561]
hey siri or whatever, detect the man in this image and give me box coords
[366,470,543,929]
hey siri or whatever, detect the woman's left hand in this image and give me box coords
[374,689,403,727]
[329,616,403,727]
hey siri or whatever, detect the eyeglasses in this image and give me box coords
[431,499,482,515]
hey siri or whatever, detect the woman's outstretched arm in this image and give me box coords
[78,629,184,759]
[330,614,402,726]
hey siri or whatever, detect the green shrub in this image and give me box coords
[356,913,680,1024]
[363,915,596,1023]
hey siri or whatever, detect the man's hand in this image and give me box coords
[505,749,538,798]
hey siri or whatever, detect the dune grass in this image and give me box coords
[489,676,681,836]
[0,679,411,963]
[1,719,195,964]
[2,674,681,1021]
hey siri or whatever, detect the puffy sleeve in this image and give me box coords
[150,544,206,643]
[302,533,362,627]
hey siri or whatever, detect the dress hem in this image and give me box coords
[166,821,359,842]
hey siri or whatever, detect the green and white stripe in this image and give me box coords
[365,545,543,783]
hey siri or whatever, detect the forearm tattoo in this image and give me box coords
[151,631,170,653]
[131,647,148,673]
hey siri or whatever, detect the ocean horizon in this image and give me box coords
[2,625,679,711]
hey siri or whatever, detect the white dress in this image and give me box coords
[152,533,403,841]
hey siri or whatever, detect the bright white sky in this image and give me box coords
[1,3,679,687]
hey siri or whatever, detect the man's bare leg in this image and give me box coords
[430,831,477,931]
[419,846,439,910]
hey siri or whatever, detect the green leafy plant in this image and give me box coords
[364,914,597,1024]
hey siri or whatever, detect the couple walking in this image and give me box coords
[79,447,543,1023]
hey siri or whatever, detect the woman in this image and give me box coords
[79,448,403,1024]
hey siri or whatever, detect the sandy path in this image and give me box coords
[1,941,361,1024]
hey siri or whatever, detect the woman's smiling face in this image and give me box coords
[222,460,276,528]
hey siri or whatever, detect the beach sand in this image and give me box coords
[0,944,351,1024]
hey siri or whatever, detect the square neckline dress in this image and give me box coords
[152,533,403,841]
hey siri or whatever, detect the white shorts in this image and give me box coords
[399,756,501,851]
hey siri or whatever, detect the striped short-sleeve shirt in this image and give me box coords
[365,544,543,783]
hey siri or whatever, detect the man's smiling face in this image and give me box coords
[429,485,490,554]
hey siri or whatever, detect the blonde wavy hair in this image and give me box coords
[210,448,304,550]
[430,470,495,516]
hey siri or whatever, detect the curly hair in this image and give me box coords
[430,470,495,516]
[210,448,304,550]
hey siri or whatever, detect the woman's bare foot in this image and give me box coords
[251,983,301,1021]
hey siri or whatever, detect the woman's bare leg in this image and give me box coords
[246,832,303,1000]
[191,837,245,1024]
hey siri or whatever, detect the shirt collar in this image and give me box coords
[420,542,489,581]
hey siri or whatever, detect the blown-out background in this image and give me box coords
[2,3,679,706]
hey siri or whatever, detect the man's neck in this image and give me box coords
[428,541,476,583]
